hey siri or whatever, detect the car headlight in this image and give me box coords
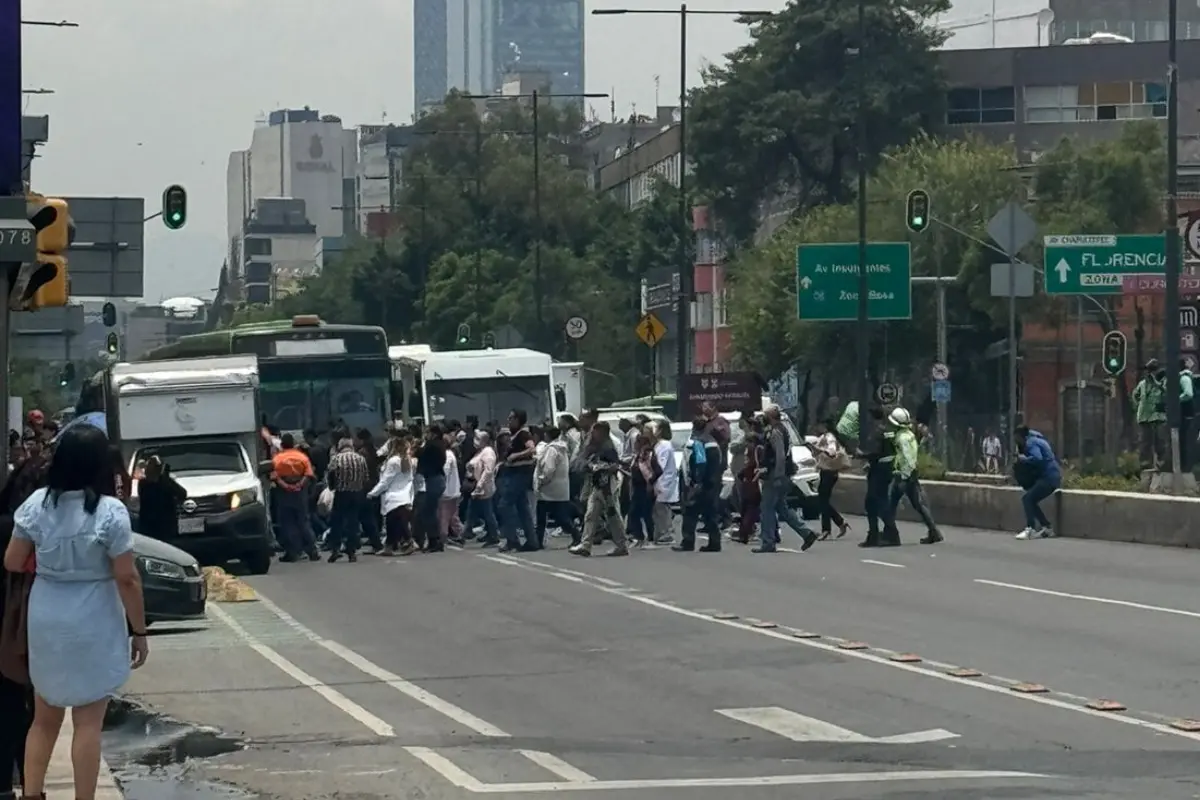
[137,556,188,580]
[229,487,259,510]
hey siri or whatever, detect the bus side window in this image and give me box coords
[554,384,567,415]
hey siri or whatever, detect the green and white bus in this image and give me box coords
[141,316,391,438]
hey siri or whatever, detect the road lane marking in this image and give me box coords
[457,769,1051,793]
[206,603,395,737]
[486,555,1200,744]
[247,586,606,780]
[320,640,511,737]
[975,579,1200,619]
[717,706,957,744]
[404,746,487,790]
[862,558,906,568]
[251,590,509,736]
[517,750,598,782]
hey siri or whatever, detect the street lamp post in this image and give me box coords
[593,5,772,392]
[465,90,607,351]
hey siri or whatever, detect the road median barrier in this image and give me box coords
[830,473,1200,548]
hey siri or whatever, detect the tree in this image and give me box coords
[727,135,1021,388]
[725,123,1166,428]
[687,0,950,243]
[249,95,693,406]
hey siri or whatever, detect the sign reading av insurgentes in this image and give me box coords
[295,133,335,173]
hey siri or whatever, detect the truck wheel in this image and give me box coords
[244,550,272,575]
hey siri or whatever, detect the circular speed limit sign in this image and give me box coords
[564,316,589,340]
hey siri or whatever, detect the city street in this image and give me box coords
[123,517,1200,799]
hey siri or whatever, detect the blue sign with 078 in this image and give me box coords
[932,379,951,403]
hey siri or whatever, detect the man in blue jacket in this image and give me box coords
[1014,425,1060,540]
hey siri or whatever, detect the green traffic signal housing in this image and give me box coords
[59,362,75,387]
[906,189,930,233]
[1101,330,1127,376]
[106,332,119,356]
[162,184,187,230]
[456,323,471,345]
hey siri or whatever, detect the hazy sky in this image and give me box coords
[21,0,788,302]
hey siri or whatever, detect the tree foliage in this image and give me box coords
[239,95,693,406]
[687,0,950,243]
[725,122,1166,418]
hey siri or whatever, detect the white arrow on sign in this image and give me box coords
[800,276,813,289]
[717,707,958,745]
[1054,258,1071,282]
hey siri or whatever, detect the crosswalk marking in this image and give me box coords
[716,706,958,744]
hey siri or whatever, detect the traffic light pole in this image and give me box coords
[0,0,21,466]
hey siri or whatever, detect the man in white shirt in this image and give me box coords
[982,432,1002,473]
[651,420,679,545]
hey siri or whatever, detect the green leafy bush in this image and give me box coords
[917,450,947,481]
[1061,472,1141,492]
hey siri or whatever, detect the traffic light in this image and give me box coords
[456,323,470,346]
[1102,330,1127,376]
[8,195,70,311]
[102,301,117,327]
[905,189,931,233]
[106,332,119,356]
[482,331,496,349]
[59,362,75,387]
[162,184,187,230]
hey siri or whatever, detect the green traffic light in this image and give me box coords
[912,215,924,226]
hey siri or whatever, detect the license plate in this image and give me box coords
[178,516,206,534]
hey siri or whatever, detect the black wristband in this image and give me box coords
[130,630,147,637]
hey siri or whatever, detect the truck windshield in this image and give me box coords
[425,376,552,427]
[135,442,246,475]
[259,359,390,436]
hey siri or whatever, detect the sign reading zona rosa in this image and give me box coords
[1043,234,1165,296]
[796,242,913,321]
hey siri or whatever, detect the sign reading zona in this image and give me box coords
[1043,234,1165,296]
[796,242,912,321]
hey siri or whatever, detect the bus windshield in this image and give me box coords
[425,376,552,428]
[259,359,390,436]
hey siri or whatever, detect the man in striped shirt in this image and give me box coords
[326,439,370,562]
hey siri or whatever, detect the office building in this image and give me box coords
[414,0,584,114]
[240,198,319,306]
[936,0,1200,50]
[227,107,357,288]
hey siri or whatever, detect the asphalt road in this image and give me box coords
[121,514,1200,799]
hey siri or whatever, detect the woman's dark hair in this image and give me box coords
[44,425,109,513]
[356,427,373,443]
[543,426,561,442]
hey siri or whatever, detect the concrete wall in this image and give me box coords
[830,474,1200,549]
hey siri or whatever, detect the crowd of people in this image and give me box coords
[264,402,841,562]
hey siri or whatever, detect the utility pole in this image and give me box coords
[855,0,872,443]
[474,123,484,341]
[1164,0,1186,489]
[0,0,22,468]
[678,4,690,392]
[464,89,607,352]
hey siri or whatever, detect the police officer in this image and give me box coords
[857,405,899,548]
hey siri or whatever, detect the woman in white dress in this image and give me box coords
[3,425,149,800]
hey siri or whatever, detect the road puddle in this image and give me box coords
[103,697,253,800]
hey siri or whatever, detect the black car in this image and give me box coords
[133,533,206,625]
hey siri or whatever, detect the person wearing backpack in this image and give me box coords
[754,405,818,554]
[626,433,662,547]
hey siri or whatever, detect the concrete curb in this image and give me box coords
[830,473,1200,547]
[46,714,122,799]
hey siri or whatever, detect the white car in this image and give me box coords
[671,414,821,517]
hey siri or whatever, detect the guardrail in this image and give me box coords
[829,473,1200,549]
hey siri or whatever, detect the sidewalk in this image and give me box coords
[44,715,122,799]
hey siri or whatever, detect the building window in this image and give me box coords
[946,87,1015,125]
[1025,83,1167,123]
[244,237,272,257]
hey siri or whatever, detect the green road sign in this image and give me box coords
[796,242,912,321]
[1043,234,1165,296]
